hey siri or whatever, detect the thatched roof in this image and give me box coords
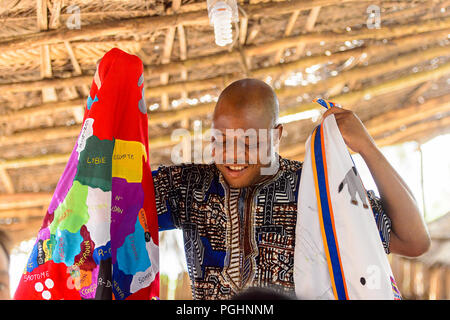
[0,0,449,245]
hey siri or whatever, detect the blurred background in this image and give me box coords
[0,0,449,300]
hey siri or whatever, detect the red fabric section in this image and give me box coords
[14,261,81,300]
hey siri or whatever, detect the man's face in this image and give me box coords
[212,113,282,189]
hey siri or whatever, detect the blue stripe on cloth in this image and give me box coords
[313,125,347,300]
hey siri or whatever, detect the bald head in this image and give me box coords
[213,78,279,129]
[211,78,283,188]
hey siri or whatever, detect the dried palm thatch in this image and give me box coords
[0,0,449,245]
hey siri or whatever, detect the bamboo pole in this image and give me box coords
[37,0,58,103]
[0,167,14,194]
[0,99,85,123]
[140,28,450,76]
[374,115,450,147]
[414,262,425,299]
[1,34,447,129]
[0,192,52,210]
[446,268,450,300]
[0,208,45,219]
[2,58,448,150]
[409,261,417,298]
[143,43,448,98]
[429,267,443,300]
[0,55,450,158]
[0,0,376,52]
[363,94,450,137]
[0,21,448,95]
[0,126,79,147]
[1,58,448,154]
[280,61,450,119]
[402,259,412,298]
[270,46,449,99]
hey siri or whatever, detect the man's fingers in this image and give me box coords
[322,106,346,119]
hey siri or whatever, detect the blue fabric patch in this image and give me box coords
[116,218,151,275]
[200,236,226,268]
[112,262,133,300]
[26,241,39,272]
[51,229,84,266]
[158,209,176,231]
[93,241,111,265]
[87,95,99,110]
[205,174,225,200]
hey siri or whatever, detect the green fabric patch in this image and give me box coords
[75,135,115,191]
[50,180,89,234]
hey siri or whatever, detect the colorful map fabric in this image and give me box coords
[14,48,159,300]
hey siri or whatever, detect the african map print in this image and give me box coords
[14,48,159,300]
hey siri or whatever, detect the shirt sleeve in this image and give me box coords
[152,165,185,231]
[367,190,391,254]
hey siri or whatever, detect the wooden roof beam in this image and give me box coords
[0,51,448,149]
[279,61,450,118]
[273,6,321,64]
[0,24,448,95]
[0,0,375,52]
[0,167,14,194]
[177,22,189,127]
[37,0,58,103]
[159,0,182,111]
[288,115,450,161]
[64,40,90,98]
[143,44,449,100]
[48,0,62,30]
[0,192,52,210]
[284,98,450,160]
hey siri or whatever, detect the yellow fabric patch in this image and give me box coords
[112,139,147,183]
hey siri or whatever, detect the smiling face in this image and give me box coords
[212,79,282,188]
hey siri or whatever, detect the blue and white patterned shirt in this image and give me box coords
[153,157,391,300]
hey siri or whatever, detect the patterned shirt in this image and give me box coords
[153,157,391,300]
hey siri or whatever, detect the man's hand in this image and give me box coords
[322,106,376,155]
[322,105,431,257]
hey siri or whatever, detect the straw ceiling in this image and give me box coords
[0,0,449,245]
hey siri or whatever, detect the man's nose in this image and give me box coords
[223,142,249,164]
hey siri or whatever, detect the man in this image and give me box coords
[153,78,430,300]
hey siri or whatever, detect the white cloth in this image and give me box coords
[293,115,401,300]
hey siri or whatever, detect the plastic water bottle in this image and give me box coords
[207,0,239,47]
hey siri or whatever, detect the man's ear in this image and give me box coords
[270,124,283,154]
[275,124,283,144]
